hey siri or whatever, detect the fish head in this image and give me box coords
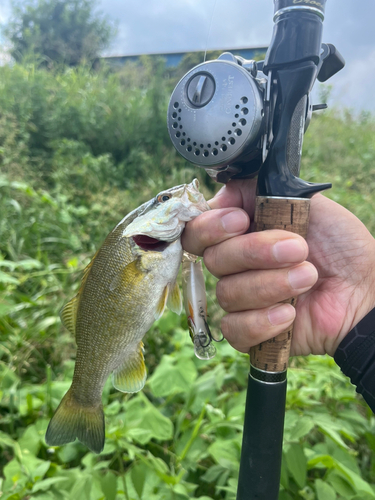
[123,179,209,243]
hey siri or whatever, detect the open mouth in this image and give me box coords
[132,235,169,252]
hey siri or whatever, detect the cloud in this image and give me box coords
[1,0,375,110]
[101,0,273,55]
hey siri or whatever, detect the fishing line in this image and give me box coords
[203,0,219,63]
[181,0,218,184]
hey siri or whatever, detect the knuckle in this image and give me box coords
[240,232,265,268]
[189,216,209,249]
[203,245,220,276]
[220,315,229,336]
[216,278,232,310]
[252,273,272,303]
[256,271,291,304]
[240,235,256,267]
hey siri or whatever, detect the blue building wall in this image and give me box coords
[102,47,268,68]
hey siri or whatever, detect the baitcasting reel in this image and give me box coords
[167,36,344,186]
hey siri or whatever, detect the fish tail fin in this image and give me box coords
[45,388,105,454]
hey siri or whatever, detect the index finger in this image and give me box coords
[208,178,257,217]
[182,208,250,256]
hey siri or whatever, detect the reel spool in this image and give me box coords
[167,53,265,182]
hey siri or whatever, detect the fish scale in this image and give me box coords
[45,179,209,453]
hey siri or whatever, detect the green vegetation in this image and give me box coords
[1,60,375,500]
[4,0,113,66]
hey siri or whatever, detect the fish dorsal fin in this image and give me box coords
[154,285,169,320]
[167,281,182,315]
[109,259,144,292]
[59,251,100,336]
[112,342,147,393]
[81,250,99,284]
[60,294,79,336]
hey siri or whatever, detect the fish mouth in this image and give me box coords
[132,235,169,252]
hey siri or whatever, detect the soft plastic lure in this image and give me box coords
[182,252,223,359]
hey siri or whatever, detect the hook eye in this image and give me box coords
[197,330,211,348]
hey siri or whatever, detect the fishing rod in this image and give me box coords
[167,1,345,498]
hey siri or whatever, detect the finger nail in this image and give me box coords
[268,304,295,326]
[221,210,248,234]
[273,239,307,263]
[288,264,318,290]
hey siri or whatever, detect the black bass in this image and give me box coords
[46,179,209,453]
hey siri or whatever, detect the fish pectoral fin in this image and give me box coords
[109,259,144,292]
[167,281,182,315]
[112,342,147,393]
[60,295,79,336]
[154,285,169,320]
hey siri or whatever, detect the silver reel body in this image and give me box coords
[167,53,266,182]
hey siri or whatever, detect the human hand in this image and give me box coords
[182,179,375,357]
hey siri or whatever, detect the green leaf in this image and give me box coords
[125,393,173,444]
[336,461,375,497]
[311,413,350,449]
[14,259,43,270]
[100,472,118,500]
[36,316,60,332]
[311,455,375,498]
[0,431,17,450]
[285,443,307,488]
[148,354,197,397]
[332,447,361,476]
[0,271,19,285]
[208,438,241,468]
[18,425,41,456]
[315,479,336,500]
[289,416,315,441]
[201,464,227,483]
[31,477,68,493]
[70,475,92,500]
[279,492,294,500]
[30,461,51,482]
[57,442,81,463]
[0,300,17,317]
[280,454,289,490]
[327,470,356,498]
[131,464,147,499]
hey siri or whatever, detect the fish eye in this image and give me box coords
[158,193,172,203]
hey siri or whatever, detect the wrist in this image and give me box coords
[334,307,375,413]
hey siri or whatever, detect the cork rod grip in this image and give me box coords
[250,196,311,373]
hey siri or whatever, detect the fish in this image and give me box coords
[182,252,223,360]
[45,179,209,454]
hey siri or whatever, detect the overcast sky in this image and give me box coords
[1,0,374,112]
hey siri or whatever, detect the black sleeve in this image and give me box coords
[334,307,375,412]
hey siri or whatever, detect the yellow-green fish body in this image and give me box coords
[46,180,209,453]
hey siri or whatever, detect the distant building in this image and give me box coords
[101,46,268,68]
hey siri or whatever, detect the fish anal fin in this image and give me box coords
[60,295,79,336]
[112,342,147,393]
[109,259,144,292]
[45,388,104,454]
[167,281,182,315]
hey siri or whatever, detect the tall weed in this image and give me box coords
[0,60,374,499]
